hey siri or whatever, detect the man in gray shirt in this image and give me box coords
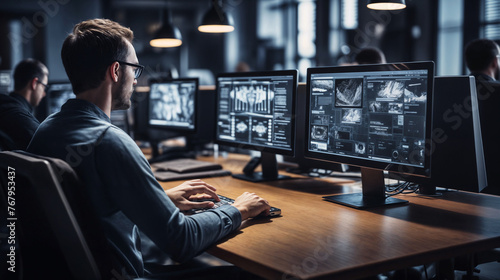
[27,18,270,277]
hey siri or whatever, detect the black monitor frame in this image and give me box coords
[147,78,199,133]
[215,70,298,182]
[305,62,435,208]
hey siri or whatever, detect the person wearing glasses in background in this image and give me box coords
[0,58,49,150]
[27,19,270,279]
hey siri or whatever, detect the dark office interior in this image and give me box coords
[2,0,500,280]
[0,0,492,83]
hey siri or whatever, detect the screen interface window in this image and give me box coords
[217,75,295,151]
[149,81,196,129]
[308,70,429,168]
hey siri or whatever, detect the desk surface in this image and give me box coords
[158,154,500,280]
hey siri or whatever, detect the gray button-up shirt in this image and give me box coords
[27,99,241,277]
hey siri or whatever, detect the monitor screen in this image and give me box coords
[36,82,75,122]
[148,78,198,131]
[305,62,434,208]
[215,70,298,156]
[47,83,75,115]
[0,70,12,94]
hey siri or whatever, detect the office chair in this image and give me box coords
[0,151,242,280]
[0,151,123,279]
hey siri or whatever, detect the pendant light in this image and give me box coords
[367,0,406,10]
[198,0,234,33]
[150,8,182,48]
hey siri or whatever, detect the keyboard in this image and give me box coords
[184,194,281,217]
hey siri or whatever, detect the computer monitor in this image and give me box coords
[215,70,298,182]
[305,62,434,209]
[148,78,198,132]
[36,82,75,121]
[0,70,12,94]
[389,75,486,194]
[146,78,199,160]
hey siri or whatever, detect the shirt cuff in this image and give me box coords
[216,205,242,232]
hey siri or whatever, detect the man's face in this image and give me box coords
[32,74,48,107]
[112,41,138,111]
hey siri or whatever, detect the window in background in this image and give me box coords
[481,0,500,40]
[437,0,463,75]
[329,0,342,61]
[297,1,316,81]
[341,0,357,30]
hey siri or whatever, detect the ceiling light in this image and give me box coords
[150,8,182,48]
[198,0,234,33]
[367,0,406,10]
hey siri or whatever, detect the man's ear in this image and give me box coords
[490,54,499,71]
[30,77,38,91]
[110,61,120,83]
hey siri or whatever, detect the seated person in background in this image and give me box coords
[27,19,271,277]
[465,38,500,195]
[354,47,387,65]
[0,59,49,150]
[465,38,500,82]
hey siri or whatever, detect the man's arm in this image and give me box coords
[95,127,241,262]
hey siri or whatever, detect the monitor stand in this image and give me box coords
[232,152,290,182]
[323,168,408,209]
[148,140,195,164]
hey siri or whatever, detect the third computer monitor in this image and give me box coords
[305,62,434,209]
[148,78,198,132]
[215,70,298,182]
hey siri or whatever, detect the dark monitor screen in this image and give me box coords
[148,78,198,131]
[305,62,434,208]
[215,70,297,155]
[215,70,298,182]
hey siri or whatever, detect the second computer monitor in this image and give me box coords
[305,62,434,208]
[148,78,198,132]
[215,70,298,182]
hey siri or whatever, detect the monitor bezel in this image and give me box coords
[214,70,298,157]
[147,77,199,133]
[304,61,434,178]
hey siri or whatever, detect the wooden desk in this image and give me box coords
[158,154,500,280]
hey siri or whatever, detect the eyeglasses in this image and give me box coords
[37,80,49,92]
[116,60,145,79]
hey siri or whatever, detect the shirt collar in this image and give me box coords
[61,99,111,123]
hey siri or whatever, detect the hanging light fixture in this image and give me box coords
[367,0,406,10]
[198,0,234,33]
[150,8,182,48]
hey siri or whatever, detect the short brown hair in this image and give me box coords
[61,19,134,94]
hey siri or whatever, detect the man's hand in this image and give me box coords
[165,179,220,211]
[232,192,271,220]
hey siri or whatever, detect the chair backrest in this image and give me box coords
[0,151,115,279]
